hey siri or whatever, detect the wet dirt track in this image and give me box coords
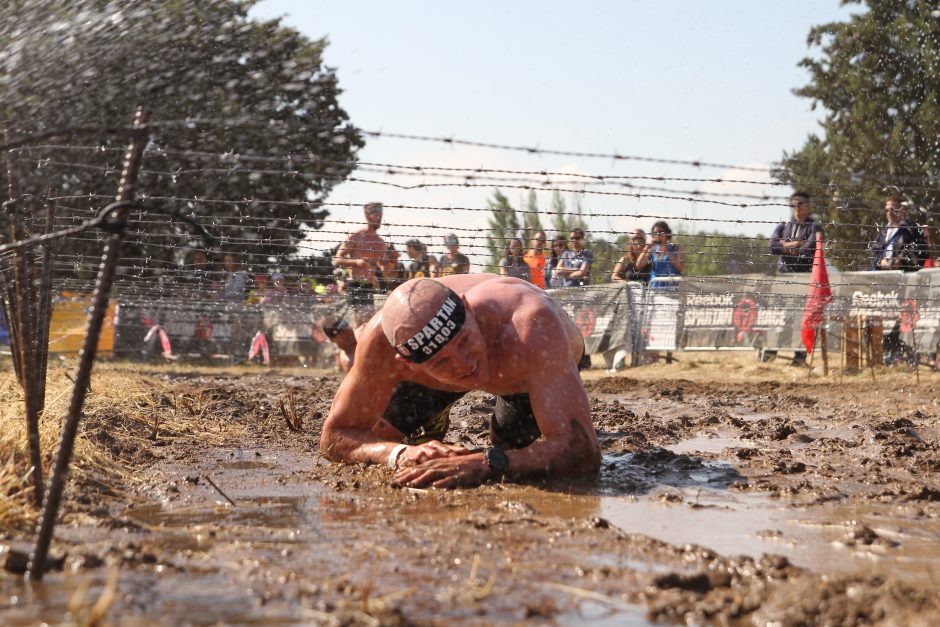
[2,358,940,625]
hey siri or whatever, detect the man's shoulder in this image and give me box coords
[353,315,397,363]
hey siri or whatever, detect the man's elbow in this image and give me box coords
[577,441,602,474]
[565,418,601,475]
[319,428,345,462]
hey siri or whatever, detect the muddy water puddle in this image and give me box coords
[5,437,939,625]
[131,446,940,593]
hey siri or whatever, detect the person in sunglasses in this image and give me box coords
[768,192,824,365]
[770,192,823,274]
[551,228,593,287]
[611,229,650,283]
[637,221,684,290]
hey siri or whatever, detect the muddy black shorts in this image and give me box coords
[384,382,464,444]
[385,348,589,449]
[345,281,376,311]
[383,382,539,449]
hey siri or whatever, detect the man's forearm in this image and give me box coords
[504,419,600,479]
[320,427,399,464]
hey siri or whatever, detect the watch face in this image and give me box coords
[485,447,510,474]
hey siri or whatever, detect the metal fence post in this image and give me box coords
[27,108,150,580]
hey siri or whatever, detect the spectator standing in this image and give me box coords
[380,243,407,291]
[334,202,387,323]
[261,272,289,304]
[553,228,593,287]
[184,250,214,299]
[217,253,250,360]
[870,194,928,272]
[404,239,439,280]
[546,235,574,288]
[611,229,650,283]
[498,238,531,281]
[219,253,250,301]
[437,233,471,276]
[770,192,824,273]
[767,193,823,365]
[523,230,548,289]
[638,221,684,290]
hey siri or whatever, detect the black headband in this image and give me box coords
[394,290,466,364]
[323,318,349,339]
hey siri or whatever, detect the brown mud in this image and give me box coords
[2,355,940,625]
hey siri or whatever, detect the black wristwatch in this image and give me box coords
[484,447,510,478]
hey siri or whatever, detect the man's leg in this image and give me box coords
[346,282,376,326]
[490,394,541,450]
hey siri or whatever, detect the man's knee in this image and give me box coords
[489,394,541,449]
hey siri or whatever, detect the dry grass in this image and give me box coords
[0,358,254,534]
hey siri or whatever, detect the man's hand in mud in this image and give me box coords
[393,453,491,489]
[396,441,471,468]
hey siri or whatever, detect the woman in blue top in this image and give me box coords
[637,220,684,290]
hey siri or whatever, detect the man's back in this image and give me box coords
[357,274,579,395]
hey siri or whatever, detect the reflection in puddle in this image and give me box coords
[217,460,275,470]
[595,490,940,587]
[669,431,748,454]
[127,495,309,529]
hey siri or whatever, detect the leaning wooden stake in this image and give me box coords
[806,327,817,379]
[28,108,150,580]
[820,327,829,377]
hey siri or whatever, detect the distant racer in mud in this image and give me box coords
[320,274,601,488]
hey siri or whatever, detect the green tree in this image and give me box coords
[520,189,544,245]
[569,192,588,233]
[550,191,569,236]
[0,0,363,279]
[587,236,624,284]
[485,188,519,272]
[775,0,940,270]
[680,232,775,277]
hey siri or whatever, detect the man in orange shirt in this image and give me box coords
[523,230,547,289]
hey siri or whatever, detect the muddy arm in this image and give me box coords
[506,362,601,478]
[320,352,404,463]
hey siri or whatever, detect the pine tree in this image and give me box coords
[550,191,569,237]
[569,193,589,233]
[0,0,363,272]
[775,0,940,270]
[485,189,520,272]
[520,189,544,244]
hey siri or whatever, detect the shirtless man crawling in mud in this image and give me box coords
[320,274,600,489]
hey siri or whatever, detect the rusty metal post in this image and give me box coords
[9,199,42,505]
[36,195,57,412]
[0,258,22,384]
[28,109,150,580]
[2,133,24,385]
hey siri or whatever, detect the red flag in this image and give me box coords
[801,234,831,353]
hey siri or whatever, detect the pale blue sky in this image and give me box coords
[250,1,854,264]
